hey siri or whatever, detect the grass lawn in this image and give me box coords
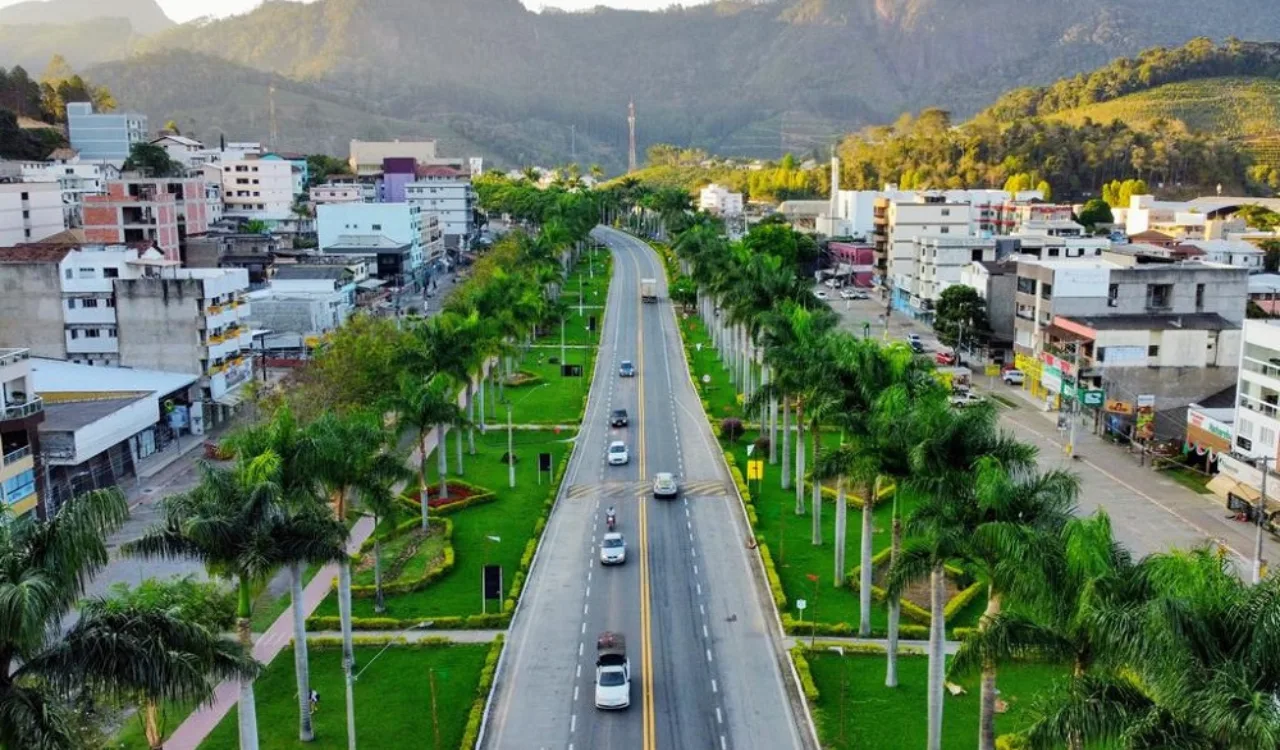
[564,254,612,304]
[498,346,595,425]
[1162,466,1213,495]
[535,307,602,346]
[352,525,447,587]
[679,313,739,420]
[199,643,488,750]
[807,652,1064,749]
[314,429,575,621]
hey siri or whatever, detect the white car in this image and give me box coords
[653,472,679,499]
[607,441,629,465]
[600,532,626,565]
[840,288,868,300]
[595,632,630,709]
[1002,369,1026,385]
[950,392,985,408]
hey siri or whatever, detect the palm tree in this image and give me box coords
[0,488,249,750]
[888,401,1037,750]
[124,455,347,746]
[59,601,260,750]
[309,409,410,667]
[392,372,464,528]
[356,466,406,614]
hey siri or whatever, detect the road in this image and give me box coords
[483,227,808,750]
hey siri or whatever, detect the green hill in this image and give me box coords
[1048,76,1280,141]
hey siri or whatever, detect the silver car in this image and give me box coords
[600,533,626,565]
[608,441,629,466]
[653,472,678,499]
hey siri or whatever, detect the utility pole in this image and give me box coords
[570,124,577,164]
[627,99,637,174]
[506,403,515,489]
[1255,458,1271,584]
[1067,342,1080,459]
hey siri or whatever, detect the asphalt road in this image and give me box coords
[483,228,807,750]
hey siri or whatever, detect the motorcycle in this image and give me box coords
[606,507,617,531]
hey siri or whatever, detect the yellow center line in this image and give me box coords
[633,237,657,750]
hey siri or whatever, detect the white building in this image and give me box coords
[886,195,973,310]
[0,347,43,518]
[699,184,744,216]
[1214,319,1280,509]
[318,203,440,283]
[1181,239,1265,272]
[911,236,996,306]
[1120,194,1280,240]
[0,182,64,244]
[19,153,113,228]
[310,183,363,206]
[250,265,356,351]
[404,166,475,250]
[151,135,206,170]
[66,102,148,164]
[219,158,295,222]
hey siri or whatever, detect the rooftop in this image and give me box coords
[0,245,73,264]
[1019,258,1121,271]
[152,134,202,147]
[40,395,149,432]
[1063,313,1237,332]
[414,165,468,179]
[273,265,351,281]
[30,358,197,396]
[1181,239,1265,255]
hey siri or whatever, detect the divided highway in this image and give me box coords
[482,227,808,750]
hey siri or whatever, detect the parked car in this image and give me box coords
[610,409,629,427]
[935,351,957,366]
[607,441,629,466]
[950,392,985,408]
[653,472,679,499]
[906,333,924,353]
[1002,369,1026,386]
[840,288,868,300]
[823,278,843,289]
[619,360,635,377]
[600,532,627,565]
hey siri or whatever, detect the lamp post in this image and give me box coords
[346,620,433,750]
[1254,457,1271,584]
[503,384,549,489]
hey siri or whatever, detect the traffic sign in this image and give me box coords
[747,460,764,480]
[796,599,807,611]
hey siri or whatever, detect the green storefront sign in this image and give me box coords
[1080,389,1104,407]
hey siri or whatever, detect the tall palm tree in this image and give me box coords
[0,488,250,750]
[392,372,465,528]
[357,466,408,614]
[309,409,410,667]
[124,455,347,746]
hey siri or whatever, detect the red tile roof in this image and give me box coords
[414,165,467,179]
[0,244,73,263]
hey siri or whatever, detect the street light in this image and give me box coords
[502,383,550,488]
[345,620,434,750]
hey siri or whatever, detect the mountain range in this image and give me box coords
[5,0,1280,170]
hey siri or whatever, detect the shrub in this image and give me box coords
[944,581,986,620]
[720,417,744,442]
[758,543,787,608]
[996,734,1029,750]
[790,646,820,701]
[752,435,771,456]
[345,518,455,599]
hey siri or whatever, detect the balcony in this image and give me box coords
[1243,356,1280,383]
[2,444,31,466]
[0,349,30,369]
[1239,393,1280,420]
[1,396,43,422]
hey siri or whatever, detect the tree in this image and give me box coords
[1259,239,1280,273]
[933,285,987,349]
[101,575,236,633]
[122,142,181,177]
[163,119,181,134]
[355,460,406,614]
[392,373,464,529]
[305,154,349,188]
[1077,198,1114,230]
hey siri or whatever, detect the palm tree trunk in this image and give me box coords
[781,397,791,489]
[437,423,449,502]
[834,474,848,583]
[768,392,778,466]
[479,369,488,431]
[236,577,260,750]
[810,424,821,519]
[885,503,902,688]
[419,432,430,530]
[978,587,1002,750]
[290,564,314,742]
[467,383,477,454]
[455,416,464,475]
[927,563,947,750]
[373,535,386,613]
[144,700,163,749]
[337,560,354,672]
[858,478,875,636]
[795,411,806,514]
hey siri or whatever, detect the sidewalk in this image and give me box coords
[987,381,1280,567]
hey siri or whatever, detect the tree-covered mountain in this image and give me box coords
[6,0,1280,168]
[0,0,171,33]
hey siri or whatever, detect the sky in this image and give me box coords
[0,0,699,25]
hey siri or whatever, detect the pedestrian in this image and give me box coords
[309,688,320,714]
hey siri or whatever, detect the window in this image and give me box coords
[1040,282,1053,300]
[1048,247,1060,257]
[103,268,118,279]
[106,328,116,339]
[1239,418,1255,439]
[1196,283,1205,311]
[2,469,36,503]
[940,226,951,234]
[20,192,28,201]
[65,299,76,310]
[1146,283,1172,310]
[1238,436,1254,452]
[64,268,72,280]
[106,298,115,308]
[1261,426,1277,450]
[1148,345,1160,357]
[1017,277,1036,295]
[1108,283,1119,307]
[85,329,100,338]
[83,298,98,308]
[22,210,28,219]
[941,208,951,216]
[372,224,382,231]
[69,329,80,339]
[1096,347,1106,362]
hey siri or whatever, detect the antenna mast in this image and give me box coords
[627,99,637,173]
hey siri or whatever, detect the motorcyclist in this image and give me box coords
[606,505,616,529]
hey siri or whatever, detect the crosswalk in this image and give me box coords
[562,480,728,500]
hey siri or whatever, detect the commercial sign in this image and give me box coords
[1186,408,1233,455]
[1080,390,1105,407]
[1136,394,1156,408]
[1039,351,1076,378]
[1105,399,1135,415]
[1040,365,1063,394]
[1062,382,1077,398]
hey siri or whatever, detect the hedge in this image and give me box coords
[944,581,986,621]
[305,612,512,631]
[780,613,930,640]
[758,543,787,608]
[789,646,820,701]
[798,640,927,657]
[341,517,454,599]
[459,635,505,750]
[304,634,455,649]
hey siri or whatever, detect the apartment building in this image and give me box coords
[959,257,1018,346]
[349,139,438,175]
[82,178,210,261]
[885,195,973,311]
[0,348,44,518]
[184,232,283,287]
[0,243,253,416]
[259,152,308,196]
[907,236,996,317]
[317,203,437,285]
[1207,320,1280,511]
[249,265,355,350]
[310,183,363,206]
[66,102,148,163]
[404,166,474,251]
[219,157,295,221]
[699,184,744,216]
[0,181,64,245]
[151,135,207,170]
[19,153,115,228]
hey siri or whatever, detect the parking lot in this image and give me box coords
[813,282,948,354]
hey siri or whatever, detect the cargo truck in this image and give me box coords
[640,278,657,303]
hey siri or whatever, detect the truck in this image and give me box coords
[640,278,657,303]
[594,631,631,709]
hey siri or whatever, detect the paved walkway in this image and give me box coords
[784,636,962,655]
[307,629,504,643]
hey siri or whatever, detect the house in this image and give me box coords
[19,153,116,228]
[699,184,744,216]
[150,135,206,170]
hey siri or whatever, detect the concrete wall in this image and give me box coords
[113,278,203,376]
[1099,365,1240,437]
[988,272,1016,339]
[1110,266,1249,323]
[0,264,68,358]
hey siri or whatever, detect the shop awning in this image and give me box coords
[357,278,388,290]
[1207,474,1261,504]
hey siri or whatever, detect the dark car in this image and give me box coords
[610,409,629,427]
[619,360,635,377]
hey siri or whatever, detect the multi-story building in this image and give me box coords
[959,257,1019,356]
[219,157,296,222]
[1012,258,1247,419]
[908,236,996,317]
[82,178,210,261]
[150,135,207,171]
[349,139,438,175]
[66,102,148,164]
[249,265,356,350]
[699,184,744,216]
[259,152,308,196]
[317,203,439,284]
[0,243,252,419]
[309,182,363,206]
[184,232,283,288]
[0,348,44,518]
[0,181,64,245]
[886,195,973,311]
[1208,319,1280,511]
[1180,239,1265,271]
[404,165,474,250]
[19,152,115,228]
